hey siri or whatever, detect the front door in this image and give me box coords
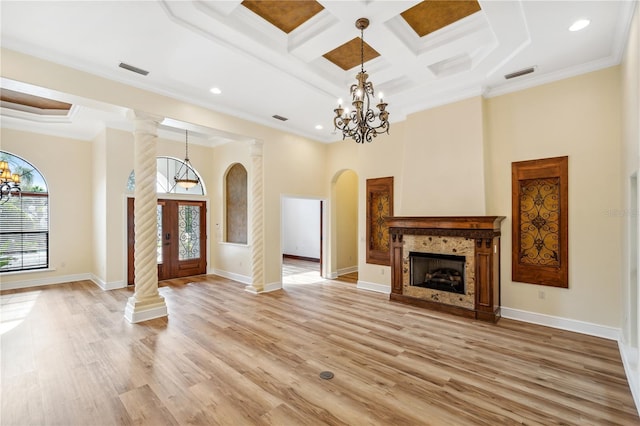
[127,198,207,285]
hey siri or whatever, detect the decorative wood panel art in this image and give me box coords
[512,157,568,288]
[366,177,393,265]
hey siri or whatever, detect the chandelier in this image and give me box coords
[333,18,390,144]
[0,160,21,204]
[174,130,200,189]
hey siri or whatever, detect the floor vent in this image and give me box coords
[119,62,149,76]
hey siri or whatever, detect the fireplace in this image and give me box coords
[387,216,505,322]
[410,252,465,294]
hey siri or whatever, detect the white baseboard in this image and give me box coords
[0,272,93,291]
[501,307,621,340]
[618,341,640,416]
[337,266,358,276]
[357,280,391,294]
[263,282,282,292]
[210,268,252,285]
[244,281,282,294]
[91,275,126,291]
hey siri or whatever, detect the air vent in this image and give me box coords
[118,62,149,76]
[272,114,288,121]
[504,66,536,80]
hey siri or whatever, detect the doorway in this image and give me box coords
[281,197,323,284]
[127,198,207,284]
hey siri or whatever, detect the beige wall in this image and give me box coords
[104,128,134,285]
[327,98,488,287]
[485,67,623,327]
[210,141,252,281]
[92,128,107,282]
[0,129,93,286]
[1,45,632,333]
[262,133,328,286]
[335,169,358,272]
[400,96,486,216]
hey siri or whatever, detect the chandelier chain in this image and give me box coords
[360,26,365,74]
[174,129,200,190]
[185,130,190,160]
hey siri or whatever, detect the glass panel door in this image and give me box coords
[178,204,201,261]
[128,199,207,285]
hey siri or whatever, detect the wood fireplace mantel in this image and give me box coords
[387,216,506,322]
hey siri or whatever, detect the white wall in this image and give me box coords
[620,1,640,408]
[282,197,320,259]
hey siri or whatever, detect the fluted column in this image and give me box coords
[246,140,265,293]
[124,111,168,323]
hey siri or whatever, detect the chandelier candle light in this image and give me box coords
[0,160,21,204]
[174,130,200,189]
[334,18,390,144]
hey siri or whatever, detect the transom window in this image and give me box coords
[0,152,49,273]
[127,157,205,195]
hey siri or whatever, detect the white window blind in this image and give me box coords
[0,193,49,272]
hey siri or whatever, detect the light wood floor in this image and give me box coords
[1,272,638,425]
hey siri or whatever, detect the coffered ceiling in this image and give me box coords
[0,1,636,144]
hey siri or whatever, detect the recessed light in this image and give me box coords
[569,19,590,32]
[315,125,323,130]
[210,87,222,95]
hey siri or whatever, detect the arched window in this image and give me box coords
[0,152,49,272]
[225,163,247,244]
[127,157,205,195]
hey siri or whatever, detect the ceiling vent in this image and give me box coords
[504,66,536,80]
[118,62,149,76]
[272,114,288,121]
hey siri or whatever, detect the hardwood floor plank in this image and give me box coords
[1,267,638,425]
[119,384,178,426]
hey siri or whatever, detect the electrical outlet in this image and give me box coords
[380,268,384,275]
[538,290,545,300]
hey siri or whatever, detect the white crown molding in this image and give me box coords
[484,54,620,98]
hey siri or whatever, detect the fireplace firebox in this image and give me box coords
[409,252,466,294]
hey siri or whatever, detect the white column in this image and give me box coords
[246,140,265,293]
[124,111,168,323]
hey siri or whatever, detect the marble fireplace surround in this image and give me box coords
[387,216,505,322]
